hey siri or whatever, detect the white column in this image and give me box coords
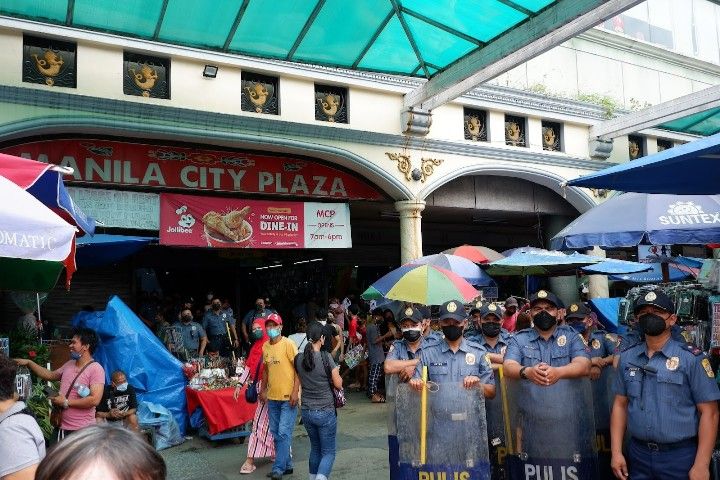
[586,246,610,299]
[395,199,426,264]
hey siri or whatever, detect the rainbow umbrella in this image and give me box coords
[442,245,504,264]
[409,253,494,286]
[362,264,478,305]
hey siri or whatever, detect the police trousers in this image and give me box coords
[628,438,697,480]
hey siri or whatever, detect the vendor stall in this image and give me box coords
[185,386,256,440]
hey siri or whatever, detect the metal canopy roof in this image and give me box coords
[1,0,643,110]
[658,108,720,137]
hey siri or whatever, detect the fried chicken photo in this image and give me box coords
[202,211,240,241]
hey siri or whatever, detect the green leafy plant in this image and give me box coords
[575,93,619,119]
[7,327,50,367]
[25,381,55,440]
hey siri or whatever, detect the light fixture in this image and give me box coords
[203,65,218,78]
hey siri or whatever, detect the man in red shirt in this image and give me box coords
[502,297,519,332]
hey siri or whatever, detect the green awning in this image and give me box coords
[658,107,720,137]
[1,0,560,78]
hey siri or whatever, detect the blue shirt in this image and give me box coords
[386,335,440,361]
[588,330,617,358]
[202,309,234,336]
[618,325,691,353]
[505,325,590,367]
[243,308,274,329]
[615,338,720,443]
[413,338,494,386]
[465,330,511,355]
[173,321,206,351]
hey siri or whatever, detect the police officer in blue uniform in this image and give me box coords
[385,306,440,381]
[566,302,616,379]
[611,290,720,480]
[203,297,239,356]
[418,305,443,342]
[173,308,208,360]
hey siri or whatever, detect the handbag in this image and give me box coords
[320,351,346,409]
[244,361,263,404]
[50,361,96,428]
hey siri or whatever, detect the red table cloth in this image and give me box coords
[185,387,256,435]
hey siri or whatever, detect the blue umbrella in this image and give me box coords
[567,132,720,194]
[486,248,600,276]
[409,253,493,286]
[609,263,692,284]
[580,259,652,275]
[76,234,156,267]
[551,193,720,250]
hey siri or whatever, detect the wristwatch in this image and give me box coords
[63,399,69,409]
[519,366,529,380]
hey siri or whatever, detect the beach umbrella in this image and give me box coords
[0,153,95,235]
[409,253,494,286]
[485,248,600,276]
[0,175,77,291]
[441,245,504,263]
[362,264,478,305]
[609,263,692,284]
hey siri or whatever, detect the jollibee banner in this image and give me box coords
[160,193,351,249]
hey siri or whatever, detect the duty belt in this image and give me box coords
[632,436,698,452]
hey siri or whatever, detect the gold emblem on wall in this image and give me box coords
[542,126,560,151]
[32,50,64,86]
[466,115,486,141]
[129,63,158,97]
[386,153,443,183]
[505,115,527,147]
[629,140,640,159]
[246,82,269,113]
[23,35,76,88]
[318,94,340,122]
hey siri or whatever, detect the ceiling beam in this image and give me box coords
[403,0,644,110]
[589,84,720,140]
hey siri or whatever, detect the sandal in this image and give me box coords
[371,394,386,403]
[240,462,256,474]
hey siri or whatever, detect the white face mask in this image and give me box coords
[318,320,326,326]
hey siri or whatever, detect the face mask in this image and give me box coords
[481,322,502,338]
[267,328,281,340]
[402,327,422,343]
[115,382,128,392]
[442,325,464,341]
[70,351,81,360]
[212,304,221,311]
[638,313,667,337]
[182,315,193,323]
[256,304,263,311]
[569,321,587,334]
[252,329,264,339]
[533,311,557,331]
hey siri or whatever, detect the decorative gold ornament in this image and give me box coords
[542,126,560,151]
[465,115,486,141]
[505,121,524,146]
[32,49,64,86]
[129,63,158,97]
[404,307,414,317]
[446,302,458,313]
[317,93,340,122]
[246,82,269,112]
[629,140,640,159]
[537,290,548,299]
[385,153,444,183]
[570,304,579,313]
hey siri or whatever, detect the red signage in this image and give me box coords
[1,139,383,201]
[160,193,352,249]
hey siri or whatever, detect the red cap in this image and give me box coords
[266,313,283,326]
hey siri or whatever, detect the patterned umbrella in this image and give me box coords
[362,264,478,305]
[409,253,494,286]
[441,245,504,264]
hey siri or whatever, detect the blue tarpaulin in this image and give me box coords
[76,234,155,268]
[589,297,621,333]
[72,296,187,434]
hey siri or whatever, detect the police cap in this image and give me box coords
[468,300,484,316]
[438,300,467,321]
[480,303,502,320]
[529,290,563,309]
[397,306,422,324]
[565,302,591,321]
[416,306,431,320]
[633,289,674,314]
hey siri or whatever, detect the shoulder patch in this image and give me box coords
[686,343,703,356]
[388,344,395,353]
[702,358,715,378]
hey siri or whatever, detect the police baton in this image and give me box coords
[225,321,237,364]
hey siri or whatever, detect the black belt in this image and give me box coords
[631,436,698,452]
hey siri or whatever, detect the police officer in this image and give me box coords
[410,300,495,398]
[418,305,443,342]
[611,290,720,480]
[174,308,208,360]
[464,300,484,340]
[203,297,239,356]
[470,303,511,369]
[566,302,615,380]
[385,306,440,382]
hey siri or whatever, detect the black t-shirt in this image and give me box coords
[308,320,338,353]
[97,385,138,417]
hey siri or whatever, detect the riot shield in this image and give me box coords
[396,383,491,480]
[503,377,599,480]
[386,373,400,479]
[592,366,617,478]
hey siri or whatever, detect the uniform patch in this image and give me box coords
[388,344,395,353]
[702,358,714,378]
[465,353,476,365]
[591,339,600,350]
[537,290,548,298]
[404,307,413,317]
[475,301,483,309]
[570,304,579,313]
[447,302,458,313]
[488,304,497,312]
[645,291,657,302]
[666,356,679,371]
[501,346,507,355]
[557,335,567,347]
[484,353,491,366]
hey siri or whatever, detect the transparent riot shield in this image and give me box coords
[592,366,617,478]
[503,377,599,480]
[386,373,400,479]
[396,383,491,480]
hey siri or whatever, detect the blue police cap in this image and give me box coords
[633,290,674,313]
[565,302,591,320]
[397,306,422,323]
[438,300,467,321]
[479,303,502,319]
[529,290,563,309]
[468,300,484,315]
[416,306,431,320]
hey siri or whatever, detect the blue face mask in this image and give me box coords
[70,351,81,360]
[569,321,587,334]
[267,328,281,340]
[115,383,128,392]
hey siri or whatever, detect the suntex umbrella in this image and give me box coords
[0,175,77,291]
[441,245,504,263]
[362,264,478,305]
[409,253,494,286]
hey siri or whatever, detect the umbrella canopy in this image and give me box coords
[640,255,703,278]
[580,259,653,275]
[567,132,720,194]
[0,153,95,235]
[409,253,494,286]
[76,234,156,268]
[501,246,547,257]
[0,175,77,291]
[550,193,720,250]
[441,245,504,264]
[362,264,478,305]
[609,263,692,284]
[486,248,600,276]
